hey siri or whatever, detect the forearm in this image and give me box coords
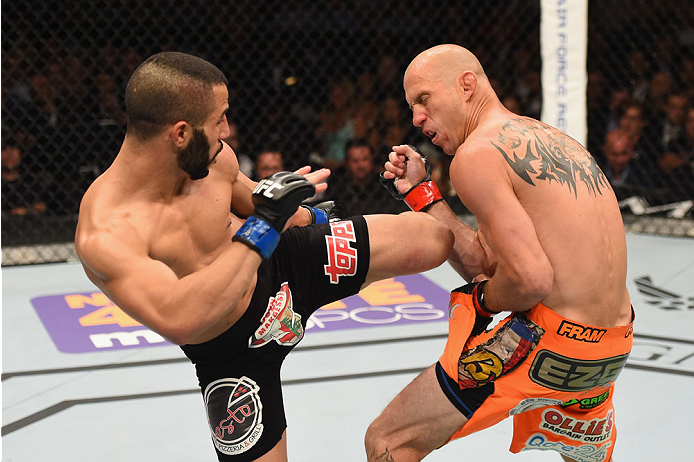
[483,271,549,313]
[425,201,492,281]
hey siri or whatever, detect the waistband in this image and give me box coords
[525,302,634,345]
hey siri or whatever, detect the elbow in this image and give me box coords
[166,331,192,347]
[502,257,553,306]
[159,324,193,346]
[520,261,553,302]
[155,318,201,346]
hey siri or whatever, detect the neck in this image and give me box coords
[113,135,190,200]
[461,88,501,142]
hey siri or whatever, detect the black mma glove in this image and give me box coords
[379,145,444,212]
[301,200,347,224]
[452,280,500,336]
[233,171,315,259]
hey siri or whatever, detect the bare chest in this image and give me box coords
[146,188,237,278]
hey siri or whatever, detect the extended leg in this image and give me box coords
[365,365,468,462]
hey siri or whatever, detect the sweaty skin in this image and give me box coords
[76,55,454,462]
[369,43,632,462]
[75,84,330,345]
[388,43,631,329]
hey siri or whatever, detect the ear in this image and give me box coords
[170,121,190,149]
[458,71,478,101]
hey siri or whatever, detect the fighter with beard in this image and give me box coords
[74,52,452,462]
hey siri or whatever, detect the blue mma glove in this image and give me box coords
[301,201,347,224]
[233,172,315,259]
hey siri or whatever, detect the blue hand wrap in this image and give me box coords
[232,216,280,260]
[311,207,329,224]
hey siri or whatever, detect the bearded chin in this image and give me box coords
[177,129,211,180]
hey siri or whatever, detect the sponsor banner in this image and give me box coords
[31,274,450,353]
[248,282,304,349]
[204,376,264,455]
[540,408,613,444]
[557,321,606,343]
[31,292,166,353]
[528,350,629,392]
[540,0,588,145]
[509,398,563,416]
[521,432,611,462]
[306,274,450,332]
[628,337,694,374]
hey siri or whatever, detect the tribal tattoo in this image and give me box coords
[491,118,609,197]
[370,447,395,462]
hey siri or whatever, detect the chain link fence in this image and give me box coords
[2,0,692,265]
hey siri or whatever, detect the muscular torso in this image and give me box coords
[76,144,257,344]
[463,116,631,327]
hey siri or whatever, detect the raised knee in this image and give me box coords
[365,420,425,462]
[364,421,385,458]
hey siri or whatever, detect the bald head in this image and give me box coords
[405,44,487,87]
[402,45,496,154]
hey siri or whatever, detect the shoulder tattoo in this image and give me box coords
[490,118,609,197]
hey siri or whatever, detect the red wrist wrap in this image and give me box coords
[404,181,444,212]
[472,280,499,317]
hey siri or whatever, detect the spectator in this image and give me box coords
[678,57,694,101]
[354,71,379,140]
[600,129,656,198]
[617,102,657,169]
[328,138,407,216]
[1,140,46,215]
[659,106,694,200]
[254,148,284,181]
[628,50,651,103]
[606,89,631,133]
[643,71,673,119]
[314,78,358,169]
[27,74,59,130]
[95,72,127,170]
[369,97,413,157]
[374,55,403,102]
[223,120,254,178]
[654,93,688,151]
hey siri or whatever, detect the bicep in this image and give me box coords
[80,233,180,329]
[231,170,256,217]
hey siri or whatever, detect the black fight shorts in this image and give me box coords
[181,217,370,461]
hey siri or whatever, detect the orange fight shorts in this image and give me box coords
[436,288,634,462]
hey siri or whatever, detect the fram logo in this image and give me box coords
[557,321,606,343]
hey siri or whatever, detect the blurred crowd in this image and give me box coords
[2,31,693,221]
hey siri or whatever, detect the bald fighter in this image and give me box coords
[75,51,453,462]
[366,44,633,462]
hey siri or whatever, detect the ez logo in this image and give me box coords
[253,179,283,198]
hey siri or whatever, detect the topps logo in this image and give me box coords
[557,321,606,343]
